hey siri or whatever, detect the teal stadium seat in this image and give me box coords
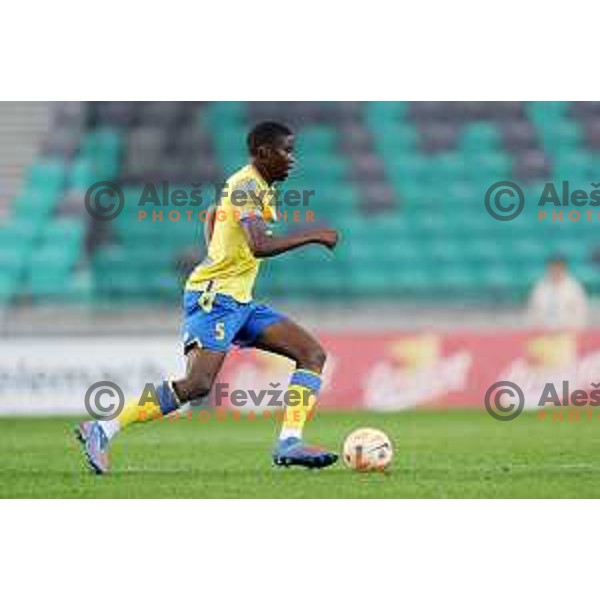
[9,100,586,307]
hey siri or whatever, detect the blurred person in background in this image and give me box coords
[528,256,589,331]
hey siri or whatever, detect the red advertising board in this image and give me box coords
[217,331,600,410]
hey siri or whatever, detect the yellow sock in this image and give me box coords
[97,381,180,441]
[117,396,162,429]
[117,381,178,429]
[280,369,322,440]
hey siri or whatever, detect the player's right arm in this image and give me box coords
[204,205,216,247]
[241,218,339,258]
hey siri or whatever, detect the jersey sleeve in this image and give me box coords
[229,177,265,223]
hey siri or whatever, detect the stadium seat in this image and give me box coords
[0,271,17,306]
[5,100,597,308]
[26,159,67,192]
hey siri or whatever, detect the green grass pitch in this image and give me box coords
[1,410,600,498]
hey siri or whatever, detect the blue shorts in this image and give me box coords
[181,291,287,354]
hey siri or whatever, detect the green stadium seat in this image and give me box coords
[296,127,337,154]
[459,123,501,151]
[81,128,121,156]
[527,102,570,127]
[352,267,395,295]
[53,100,592,306]
[297,156,349,180]
[393,267,437,296]
[425,239,465,265]
[45,218,85,241]
[201,102,245,128]
[12,187,61,217]
[385,154,428,184]
[68,158,97,191]
[2,215,42,242]
[0,271,17,305]
[365,102,409,127]
[26,159,67,192]
[539,121,582,150]
[477,264,516,292]
[472,152,512,178]
[427,153,467,185]
[373,125,418,152]
[553,151,595,180]
[577,265,600,291]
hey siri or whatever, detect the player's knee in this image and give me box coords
[177,375,213,401]
[298,344,327,373]
[191,378,213,399]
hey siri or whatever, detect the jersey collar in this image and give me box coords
[248,163,270,189]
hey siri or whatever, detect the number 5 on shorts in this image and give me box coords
[215,322,225,341]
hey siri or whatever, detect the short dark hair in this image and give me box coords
[247,121,292,155]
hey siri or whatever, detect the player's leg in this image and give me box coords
[252,318,326,437]
[76,289,238,474]
[76,347,226,475]
[237,309,337,468]
[105,345,226,434]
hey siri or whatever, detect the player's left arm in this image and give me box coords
[240,216,339,258]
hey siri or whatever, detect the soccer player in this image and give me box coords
[76,121,340,474]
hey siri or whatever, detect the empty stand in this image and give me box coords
[2,101,600,308]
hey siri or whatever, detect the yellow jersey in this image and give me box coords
[185,164,277,303]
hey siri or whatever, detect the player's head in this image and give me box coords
[247,121,294,182]
[547,255,567,281]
